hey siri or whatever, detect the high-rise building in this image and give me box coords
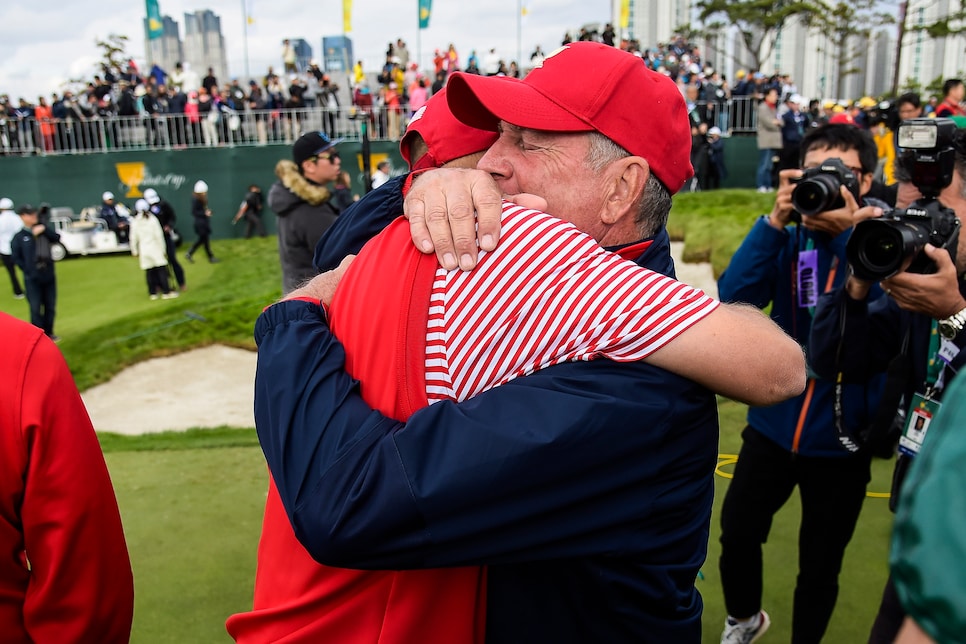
[617,0,690,53]
[183,9,229,83]
[289,38,313,74]
[622,0,961,103]
[322,36,354,73]
[896,0,966,93]
[145,15,183,76]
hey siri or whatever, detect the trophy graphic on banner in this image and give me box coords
[115,162,146,198]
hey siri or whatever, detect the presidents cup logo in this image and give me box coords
[115,162,146,198]
[113,162,187,197]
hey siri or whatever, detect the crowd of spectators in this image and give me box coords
[0,58,349,154]
[2,29,962,160]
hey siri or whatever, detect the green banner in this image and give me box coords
[146,0,163,40]
[418,0,432,29]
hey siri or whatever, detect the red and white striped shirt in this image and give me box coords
[426,201,719,403]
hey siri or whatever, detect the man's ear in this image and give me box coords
[859,170,874,198]
[601,157,649,225]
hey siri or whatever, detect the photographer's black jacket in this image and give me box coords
[810,281,966,405]
[11,225,59,284]
[810,279,966,503]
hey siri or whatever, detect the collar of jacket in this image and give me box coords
[274,159,332,206]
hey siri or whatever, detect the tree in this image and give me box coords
[893,0,965,95]
[693,0,817,73]
[64,33,131,96]
[802,0,893,98]
[94,33,131,78]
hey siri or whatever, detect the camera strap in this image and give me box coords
[833,305,911,455]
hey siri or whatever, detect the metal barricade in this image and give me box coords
[1,98,760,156]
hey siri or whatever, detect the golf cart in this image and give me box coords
[47,206,131,260]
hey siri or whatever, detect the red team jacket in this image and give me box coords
[0,313,133,642]
[227,218,486,642]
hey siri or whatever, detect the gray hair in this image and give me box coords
[586,132,673,237]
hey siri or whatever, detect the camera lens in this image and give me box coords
[847,218,928,281]
[857,226,904,276]
[792,175,842,216]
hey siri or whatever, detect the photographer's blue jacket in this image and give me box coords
[255,186,719,643]
[718,216,884,457]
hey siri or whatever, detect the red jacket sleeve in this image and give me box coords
[0,316,134,642]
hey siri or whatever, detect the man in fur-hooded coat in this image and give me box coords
[269,131,342,294]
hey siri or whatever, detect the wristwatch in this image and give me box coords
[938,306,966,339]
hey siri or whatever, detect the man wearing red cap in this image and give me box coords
[227,89,505,643]
[251,43,804,643]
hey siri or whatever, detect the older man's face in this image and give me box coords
[940,170,966,274]
[478,121,611,241]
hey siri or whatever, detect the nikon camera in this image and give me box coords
[791,157,861,217]
[846,118,961,282]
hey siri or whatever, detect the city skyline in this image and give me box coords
[0,0,612,100]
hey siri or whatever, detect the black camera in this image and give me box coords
[791,157,861,217]
[847,118,961,281]
[847,201,960,281]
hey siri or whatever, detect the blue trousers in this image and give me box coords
[756,148,776,189]
[24,276,57,337]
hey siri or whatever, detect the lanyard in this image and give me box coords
[924,321,947,397]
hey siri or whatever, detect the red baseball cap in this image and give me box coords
[401,88,498,170]
[444,42,694,193]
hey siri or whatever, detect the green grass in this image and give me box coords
[705,401,894,643]
[2,193,896,642]
[0,235,280,391]
[105,445,267,643]
[669,189,778,278]
[98,427,260,453]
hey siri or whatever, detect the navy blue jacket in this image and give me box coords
[11,225,59,284]
[811,277,966,419]
[258,191,719,642]
[718,216,883,456]
[781,109,807,146]
[313,175,406,272]
[810,278,966,502]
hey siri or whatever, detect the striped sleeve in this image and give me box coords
[426,202,719,403]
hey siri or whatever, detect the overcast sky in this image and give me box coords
[1,0,613,101]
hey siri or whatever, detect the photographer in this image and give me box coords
[809,118,966,643]
[717,123,887,644]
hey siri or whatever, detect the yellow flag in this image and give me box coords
[620,0,630,29]
[343,0,352,33]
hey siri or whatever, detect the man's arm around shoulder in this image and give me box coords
[647,301,806,406]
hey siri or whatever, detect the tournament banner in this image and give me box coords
[419,0,432,29]
[146,0,163,39]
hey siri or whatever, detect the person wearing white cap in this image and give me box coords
[779,93,809,171]
[707,126,729,190]
[99,191,130,244]
[129,198,178,299]
[0,197,25,299]
[185,180,219,263]
[143,188,186,291]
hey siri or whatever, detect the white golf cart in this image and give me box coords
[47,206,131,261]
